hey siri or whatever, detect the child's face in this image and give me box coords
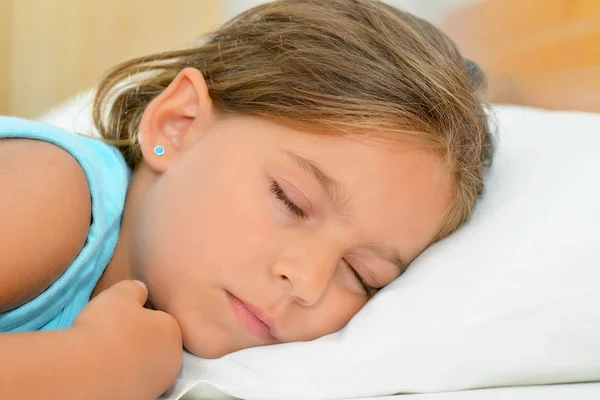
[134,115,452,358]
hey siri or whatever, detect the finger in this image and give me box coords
[106,280,149,305]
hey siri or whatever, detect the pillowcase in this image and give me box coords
[39,100,600,400]
[39,90,99,137]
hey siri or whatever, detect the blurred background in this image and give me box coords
[1,0,598,118]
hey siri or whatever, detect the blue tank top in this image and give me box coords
[0,116,130,332]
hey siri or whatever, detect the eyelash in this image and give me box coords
[343,259,377,296]
[270,181,376,296]
[270,181,307,219]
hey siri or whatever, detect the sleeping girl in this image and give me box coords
[0,0,493,398]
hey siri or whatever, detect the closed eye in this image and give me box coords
[270,181,306,219]
[343,259,377,296]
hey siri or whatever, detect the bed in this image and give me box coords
[40,97,600,400]
[36,1,600,399]
[359,384,600,400]
[181,382,600,400]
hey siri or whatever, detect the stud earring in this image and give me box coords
[153,145,165,156]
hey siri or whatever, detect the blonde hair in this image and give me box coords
[93,0,494,241]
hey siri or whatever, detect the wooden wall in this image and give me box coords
[443,0,600,112]
[1,0,220,118]
[0,1,12,116]
[4,0,598,116]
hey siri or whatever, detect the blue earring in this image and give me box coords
[153,146,165,156]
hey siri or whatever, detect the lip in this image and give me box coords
[227,292,276,341]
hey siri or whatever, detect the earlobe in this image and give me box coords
[137,67,213,172]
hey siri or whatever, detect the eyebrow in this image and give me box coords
[278,148,351,216]
[278,148,408,274]
[365,243,409,276]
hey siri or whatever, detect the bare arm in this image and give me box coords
[0,138,108,397]
[0,138,90,312]
[0,329,131,399]
[0,138,182,399]
[0,283,182,400]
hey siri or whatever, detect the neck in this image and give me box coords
[91,163,155,299]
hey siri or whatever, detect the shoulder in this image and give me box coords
[0,138,91,313]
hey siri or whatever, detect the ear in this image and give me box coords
[138,67,213,172]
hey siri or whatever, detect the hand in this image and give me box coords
[72,280,183,400]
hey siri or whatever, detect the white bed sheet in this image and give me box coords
[354,383,600,400]
[179,382,600,400]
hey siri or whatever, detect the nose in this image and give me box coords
[271,249,338,307]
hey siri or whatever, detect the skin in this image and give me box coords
[92,68,454,359]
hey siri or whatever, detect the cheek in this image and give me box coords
[289,286,368,342]
[131,181,200,308]
[135,162,281,303]
[188,177,280,278]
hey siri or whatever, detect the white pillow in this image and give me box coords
[39,90,99,137]
[39,101,600,400]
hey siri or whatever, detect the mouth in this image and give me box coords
[226,291,276,341]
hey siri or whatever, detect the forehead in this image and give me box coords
[225,116,454,261]
[311,137,450,253]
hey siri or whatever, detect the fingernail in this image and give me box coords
[134,280,148,293]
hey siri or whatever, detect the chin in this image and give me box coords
[180,324,241,359]
[185,343,228,359]
[182,335,243,359]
